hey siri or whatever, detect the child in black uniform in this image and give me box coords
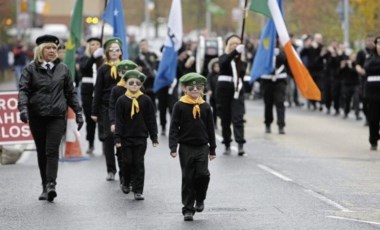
[109,60,138,190]
[169,72,216,221]
[114,70,158,200]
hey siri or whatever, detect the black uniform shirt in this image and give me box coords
[91,64,120,116]
[109,85,126,125]
[169,101,216,154]
[114,94,158,145]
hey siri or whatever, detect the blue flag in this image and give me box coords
[250,0,283,83]
[250,19,276,83]
[153,0,183,93]
[102,0,128,59]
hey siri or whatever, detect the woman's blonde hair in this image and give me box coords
[33,42,58,63]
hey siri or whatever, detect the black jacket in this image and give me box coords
[114,94,158,145]
[79,55,103,95]
[169,101,216,154]
[18,59,81,117]
[91,64,120,116]
[364,53,380,101]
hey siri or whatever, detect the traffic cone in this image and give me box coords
[61,108,89,162]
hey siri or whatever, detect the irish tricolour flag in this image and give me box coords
[250,0,321,101]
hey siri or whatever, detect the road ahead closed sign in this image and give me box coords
[0,91,33,145]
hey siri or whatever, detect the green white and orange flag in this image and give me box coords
[250,0,321,101]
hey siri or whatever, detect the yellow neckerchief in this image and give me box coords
[179,94,205,119]
[105,60,120,79]
[125,90,144,118]
[117,78,126,86]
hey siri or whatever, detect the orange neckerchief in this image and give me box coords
[105,60,120,79]
[179,95,205,119]
[125,90,143,118]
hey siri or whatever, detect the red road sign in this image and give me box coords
[0,91,33,145]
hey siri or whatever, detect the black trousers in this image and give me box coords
[367,99,380,146]
[342,84,360,116]
[216,85,246,147]
[81,93,96,147]
[179,144,210,214]
[156,86,177,129]
[29,116,66,185]
[122,139,147,194]
[262,80,286,127]
[98,107,116,174]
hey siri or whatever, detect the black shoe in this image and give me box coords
[343,114,348,119]
[121,184,130,194]
[134,193,144,200]
[223,146,231,155]
[370,145,377,151]
[238,144,246,156]
[38,185,47,201]
[46,182,57,202]
[184,212,194,221]
[161,127,166,136]
[279,127,285,135]
[195,200,204,212]
[265,125,271,134]
[106,172,115,181]
[356,116,362,121]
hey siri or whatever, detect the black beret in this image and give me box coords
[36,34,60,46]
[86,37,102,44]
[225,34,240,45]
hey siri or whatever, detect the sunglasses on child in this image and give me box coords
[187,85,204,91]
[128,80,142,86]
[109,48,121,52]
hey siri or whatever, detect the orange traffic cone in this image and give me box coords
[62,108,89,162]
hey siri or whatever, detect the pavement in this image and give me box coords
[1,78,380,229]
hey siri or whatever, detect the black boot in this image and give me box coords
[38,184,47,201]
[238,143,246,156]
[46,182,57,202]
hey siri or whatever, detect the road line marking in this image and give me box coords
[257,164,293,182]
[327,216,380,226]
[304,189,352,212]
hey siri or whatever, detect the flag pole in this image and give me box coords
[100,0,108,43]
[240,0,249,41]
[235,0,249,92]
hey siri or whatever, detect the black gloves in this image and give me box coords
[76,113,84,131]
[20,111,29,123]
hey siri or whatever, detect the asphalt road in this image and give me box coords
[1,79,380,229]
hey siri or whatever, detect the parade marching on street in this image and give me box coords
[1,76,380,229]
[1,0,380,229]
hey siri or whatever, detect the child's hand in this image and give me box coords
[209,155,216,161]
[152,142,159,147]
[170,152,177,158]
[110,124,115,133]
[115,143,121,148]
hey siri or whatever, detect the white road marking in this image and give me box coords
[257,164,293,182]
[327,216,380,226]
[304,189,352,212]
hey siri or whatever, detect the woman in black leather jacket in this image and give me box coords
[18,34,83,202]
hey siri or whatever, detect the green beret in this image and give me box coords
[117,60,138,71]
[103,37,122,50]
[179,72,207,85]
[122,70,147,83]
